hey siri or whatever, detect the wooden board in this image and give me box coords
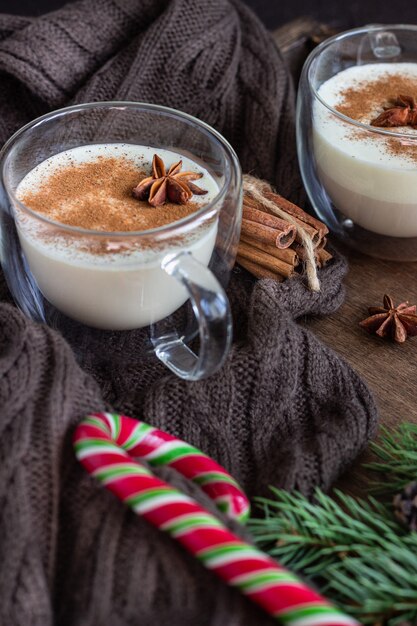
[303,247,417,495]
[306,247,417,432]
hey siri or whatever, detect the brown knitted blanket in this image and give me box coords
[0,1,378,625]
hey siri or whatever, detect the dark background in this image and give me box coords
[0,0,416,29]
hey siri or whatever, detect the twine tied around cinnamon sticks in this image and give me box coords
[240,176,331,291]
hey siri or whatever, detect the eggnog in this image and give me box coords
[313,63,417,237]
[15,144,220,330]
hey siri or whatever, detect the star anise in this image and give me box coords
[132,154,208,207]
[359,294,417,343]
[371,94,417,128]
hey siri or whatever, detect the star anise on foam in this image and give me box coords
[359,294,417,343]
[132,154,208,207]
[371,94,417,128]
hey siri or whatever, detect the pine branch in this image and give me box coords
[325,546,417,624]
[250,487,417,625]
[366,423,417,495]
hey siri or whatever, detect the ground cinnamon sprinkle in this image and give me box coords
[334,72,417,163]
[335,73,417,123]
[19,156,202,232]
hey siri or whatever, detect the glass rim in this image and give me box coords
[0,100,241,238]
[305,23,417,140]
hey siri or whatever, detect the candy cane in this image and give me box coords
[74,412,359,626]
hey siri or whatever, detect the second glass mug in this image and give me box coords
[0,102,242,380]
[297,24,417,261]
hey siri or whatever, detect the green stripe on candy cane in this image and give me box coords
[119,421,154,451]
[142,442,202,466]
[193,471,239,487]
[234,570,301,591]
[73,412,360,626]
[278,604,353,626]
[92,463,150,483]
[161,512,224,537]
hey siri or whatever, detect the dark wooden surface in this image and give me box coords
[305,248,417,494]
[308,248,417,434]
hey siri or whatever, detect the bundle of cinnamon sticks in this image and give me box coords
[237,190,332,281]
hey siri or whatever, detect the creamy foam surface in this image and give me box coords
[16,143,220,266]
[316,63,417,164]
[313,63,417,236]
[14,144,220,329]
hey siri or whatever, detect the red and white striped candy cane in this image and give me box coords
[74,412,359,626]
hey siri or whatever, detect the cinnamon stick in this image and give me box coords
[242,206,296,249]
[292,219,321,246]
[237,256,284,281]
[237,241,295,278]
[265,191,329,240]
[294,244,310,262]
[243,195,261,211]
[244,197,320,246]
[241,219,295,249]
[243,205,293,232]
[316,248,333,267]
[240,234,299,267]
[295,244,333,267]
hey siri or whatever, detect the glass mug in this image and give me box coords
[0,102,242,380]
[297,24,417,260]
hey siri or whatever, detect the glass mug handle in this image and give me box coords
[153,251,232,381]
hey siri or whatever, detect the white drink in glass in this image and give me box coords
[313,63,417,237]
[15,144,219,330]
